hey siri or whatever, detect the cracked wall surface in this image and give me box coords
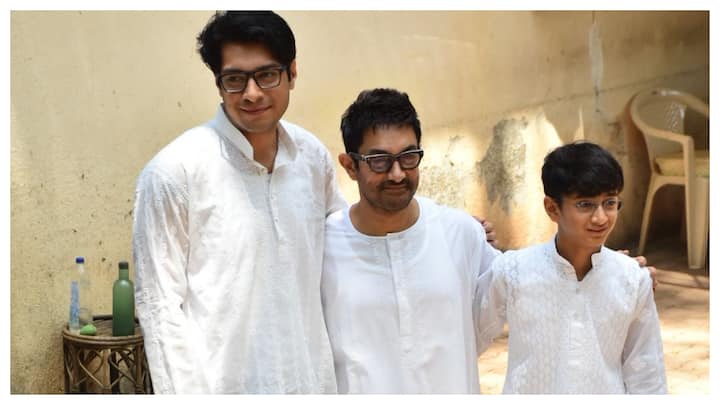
[478,118,528,214]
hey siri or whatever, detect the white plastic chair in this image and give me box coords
[630,88,709,269]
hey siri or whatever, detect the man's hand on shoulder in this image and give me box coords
[617,249,658,291]
[473,216,498,248]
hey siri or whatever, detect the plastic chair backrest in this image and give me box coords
[630,88,708,175]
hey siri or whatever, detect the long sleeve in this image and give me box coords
[474,255,509,356]
[621,273,668,394]
[132,166,208,394]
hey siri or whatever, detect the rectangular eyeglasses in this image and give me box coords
[216,65,287,93]
[349,149,424,173]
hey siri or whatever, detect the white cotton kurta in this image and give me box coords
[132,105,346,393]
[321,197,501,394]
[475,238,667,394]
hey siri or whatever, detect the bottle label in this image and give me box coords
[69,281,80,331]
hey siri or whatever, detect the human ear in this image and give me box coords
[288,60,297,90]
[544,196,560,223]
[338,153,358,180]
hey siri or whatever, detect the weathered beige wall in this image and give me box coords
[10,11,708,393]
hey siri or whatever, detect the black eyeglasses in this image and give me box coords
[216,65,287,93]
[349,149,424,173]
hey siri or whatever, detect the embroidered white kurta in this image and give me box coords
[132,105,346,394]
[475,238,667,394]
[321,197,501,394]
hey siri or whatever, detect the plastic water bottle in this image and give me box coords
[76,256,93,327]
[112,261,135,336]
[68,281,80,333]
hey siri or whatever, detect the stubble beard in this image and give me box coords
[363,179,417,214]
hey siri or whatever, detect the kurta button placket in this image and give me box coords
[388,236,412,338]
[267,173,281,234]
[387,233,415,379]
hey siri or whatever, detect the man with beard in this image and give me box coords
[321,88,501,393]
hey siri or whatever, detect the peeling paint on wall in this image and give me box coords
[477,118,528,214]
[418,164,464,209]
[417,134,467,209]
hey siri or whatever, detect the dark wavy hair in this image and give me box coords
[196,11,295,79]
[340,88,422,154]
[542,141,624,204]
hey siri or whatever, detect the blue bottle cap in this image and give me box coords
[76,256,85,264]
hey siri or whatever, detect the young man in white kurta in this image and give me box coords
[134,108,344,393]
[322,196,500,393]
[133,12,344,393]
[474,142,667,394]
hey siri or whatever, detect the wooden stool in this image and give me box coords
[62,315,153,394]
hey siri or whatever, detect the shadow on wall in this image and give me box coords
[613,97,652,249]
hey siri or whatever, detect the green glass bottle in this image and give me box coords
[112,261,135,336]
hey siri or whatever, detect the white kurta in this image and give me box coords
[475,238,667,394]
[321,197,501,394]
[132,105,346,393]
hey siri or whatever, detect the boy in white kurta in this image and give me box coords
[475,142,667,394]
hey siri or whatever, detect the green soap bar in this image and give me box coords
[79,324,97,336]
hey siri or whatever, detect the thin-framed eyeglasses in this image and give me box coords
[216,65,287,93]
[571,198,623,215]
[349,149,424,173]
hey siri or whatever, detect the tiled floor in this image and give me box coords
[476,236,710,394]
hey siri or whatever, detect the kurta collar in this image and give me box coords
[210,104,298,167]
[344,197,425,241]
[274,124,297,169]
[545,235,608,280]
[342,198,427,266]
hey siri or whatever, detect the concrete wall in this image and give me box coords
[10,10,709,393]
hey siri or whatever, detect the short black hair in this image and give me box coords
[340,88,422,154]
[196,11,296,77]
[541,141,624,203]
